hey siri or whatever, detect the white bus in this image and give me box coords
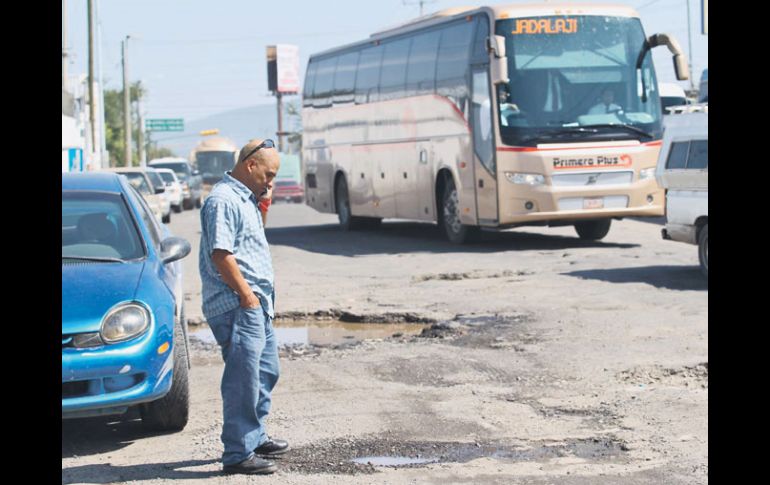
[189,136,238,199]
[302,3,690,243]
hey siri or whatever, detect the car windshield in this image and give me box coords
[197,151,235,184]
[146,171,165,190]
[151,162,190,181]
[62,192,145,261]
[495,15,662,145]
[121,172,152,195]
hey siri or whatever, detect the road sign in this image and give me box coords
[146,118,184,132]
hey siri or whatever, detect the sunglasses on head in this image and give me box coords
[241,139,275,162]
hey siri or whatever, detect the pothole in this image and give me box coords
[189,319,427,353]
[282,436,629,475]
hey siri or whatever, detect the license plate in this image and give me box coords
[584,197,604,209]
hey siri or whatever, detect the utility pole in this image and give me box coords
[686,0,695,91]
[62,0,67,92]
[96,0,108,167]
[122,36,132,167]
[276,91,284,152]
[88,0,97,159]
[137,81,146,167]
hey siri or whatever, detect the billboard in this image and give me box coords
[267,44,300,94]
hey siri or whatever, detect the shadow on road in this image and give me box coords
[62,459,221,484]
[562,265,708,291]
[266,221,638,256]
[62,411,176,458]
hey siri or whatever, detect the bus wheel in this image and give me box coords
[574,219,611,240]
[441,179,477,244]
[698,223,708,278]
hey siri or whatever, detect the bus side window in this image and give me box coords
[436,21,474,108]
[379,37,411,101]
[313,56,338,108]
[303,60,318,108]
[405,30,440,97]
[333,51,359,105]
[355,45,383,105]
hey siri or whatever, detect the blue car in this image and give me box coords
[62,172,192,431]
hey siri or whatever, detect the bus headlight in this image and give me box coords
[505,172,545,186]
[100,303,151,344]
[640,168,656,180]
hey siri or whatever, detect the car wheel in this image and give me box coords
[182,198,193,211]
[140,320,190,432]
[698,223,708,278]
[173,204,182,214]
[574,219,611,240]
[441,178,477,244]
[162,213,171,224]
[195,195,202,209]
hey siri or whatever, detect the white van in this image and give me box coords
[655,105,708,276]
[659,82,689,114]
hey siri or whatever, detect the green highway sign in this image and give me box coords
[146,118,184,132]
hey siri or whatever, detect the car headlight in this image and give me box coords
[100,302,151,343]
[639,167,656,180]
[505,172,545,186]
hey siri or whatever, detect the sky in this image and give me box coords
[64,0,708,123]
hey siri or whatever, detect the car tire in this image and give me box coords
[698,223,708,278]
[195,195,202,209]
[441,178,478,244]
[162,213,171,224]
[182,198,193,211]
[574,219,612,240]
[173,204,182,214]
[140,320,190,432]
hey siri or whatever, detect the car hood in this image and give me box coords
[62,261,146,334]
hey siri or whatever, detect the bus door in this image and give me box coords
[470,67,498,225]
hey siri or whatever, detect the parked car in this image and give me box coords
[148,158,203,210]
[62,172,192,430]
[145,168,172,223]
[104,167,166,223]
[655,104,708,277]
[273,179,304,203]
[155,168,184,213]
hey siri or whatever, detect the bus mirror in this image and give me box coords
[647,33,690,81]
[487,35,506,58]
[491,56,509,85]
[673,54,690,81]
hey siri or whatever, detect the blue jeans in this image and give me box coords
[207,304,280,465]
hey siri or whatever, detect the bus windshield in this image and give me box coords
[196,151,235,184]
[495,15,662,146]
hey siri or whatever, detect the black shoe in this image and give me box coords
[222,455,277,475]
[254,437,290,457]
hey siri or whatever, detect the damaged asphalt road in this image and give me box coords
[62,204,707,485]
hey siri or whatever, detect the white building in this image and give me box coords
[62,75,107,172]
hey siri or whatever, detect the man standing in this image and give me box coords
[199,138,288,475]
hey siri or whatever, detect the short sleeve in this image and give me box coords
[202,197,238,254]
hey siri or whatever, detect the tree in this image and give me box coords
[103,82,175,166]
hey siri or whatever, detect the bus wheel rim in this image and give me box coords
[444,190,462,234]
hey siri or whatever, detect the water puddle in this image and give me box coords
[351,456,437,467]
[190,319,426,347]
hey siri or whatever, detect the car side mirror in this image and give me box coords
[155,186,166,194]
[160,236,191,264]
[192,169,200,176]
